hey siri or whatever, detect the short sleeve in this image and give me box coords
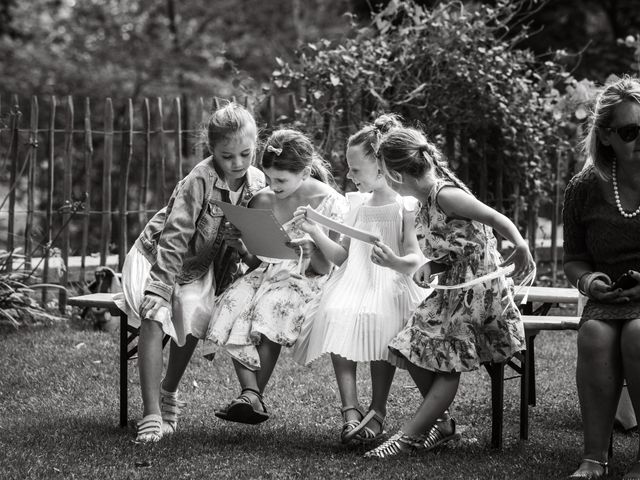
[562,171,592,265]
[321,190,349,223]
[401,195,421,214]
[344,192,369,226]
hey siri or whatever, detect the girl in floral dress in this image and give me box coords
[201,129,347,424]
[364,124,535,458]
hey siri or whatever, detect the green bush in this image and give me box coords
[271,0,575,217]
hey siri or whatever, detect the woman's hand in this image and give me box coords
[221,221,248,256]
[292,206,321,236]
[370,241,398,270]
[601,270,640,303]
[287,237,317,259]
[140,293,170,320]
[501,241,535,279]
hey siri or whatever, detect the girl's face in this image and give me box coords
[346,144,385,193]
[601,100,640,166]
[263,166,308,199]
[212,133,256,182]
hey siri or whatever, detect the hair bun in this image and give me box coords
[373,114,402,135]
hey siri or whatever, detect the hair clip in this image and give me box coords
[267,145,283,156]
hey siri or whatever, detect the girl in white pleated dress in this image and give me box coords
[293,115,429,444]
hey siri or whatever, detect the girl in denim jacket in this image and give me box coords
[115,103,266,442]
[202,129,347,424]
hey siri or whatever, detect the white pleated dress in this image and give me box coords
[298,192,431,364]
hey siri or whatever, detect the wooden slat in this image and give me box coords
[522,315,580,331]
[141,98,151,224]
[101,98,114,266]
[80,98,93,281]
[60,96,74,311]
[42,96,56,300]
[118,99,133,270]
[157,97,166,205]
[6,94,20,272]
[25,96,38,272]
[174,96,183,181]
[514,286,579,304]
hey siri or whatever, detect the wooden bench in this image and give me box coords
[69,287,581,449]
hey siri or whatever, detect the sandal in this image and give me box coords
[135,414,163,443]
[568,458,609,479]
[340,405,363,444]
[421,417,461,451]
[363,430,424,459]
[350,409,386,444]
[214,387,270,425]
[160,388,186,435]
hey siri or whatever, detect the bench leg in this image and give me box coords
[485,362,505,449]
[120,313,128,428]
[520,332,537,441]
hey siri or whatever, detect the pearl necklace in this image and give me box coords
[612,160,640,218]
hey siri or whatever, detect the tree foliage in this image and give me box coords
[272,0,577,215]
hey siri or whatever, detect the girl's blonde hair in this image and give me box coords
[378,126,471,194]
[347,114,402,161]
[261,129,334,184]
[204,102,257,153]
[583,75,640,180]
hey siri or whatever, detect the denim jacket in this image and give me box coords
[134,157,266,302]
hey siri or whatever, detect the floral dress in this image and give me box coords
[388,180,525,373]
[203,190,347,370]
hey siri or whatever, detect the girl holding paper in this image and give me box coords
[364,123,535,459]
[292,115,429,445]
[203,129,347,425]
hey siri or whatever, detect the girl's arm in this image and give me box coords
[437,186,535,278]
[371,208,423,275]
[292,206,348,266]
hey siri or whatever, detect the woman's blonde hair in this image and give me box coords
[583,75,640,180]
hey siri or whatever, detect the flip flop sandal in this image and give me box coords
[340,405,363,444]
[421,418,461,451]
[216,388,270,425]
[135,414,163,443]
[345,409,385,444]
[568,458,609,479]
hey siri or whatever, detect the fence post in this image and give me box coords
[42,96,56,303]
[25,96,38,273]
[60,95,74,312]
[118,99,133,271]
[80,98,93,282]
[6,95,21,273]
[101,98,114,266]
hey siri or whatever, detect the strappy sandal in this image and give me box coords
[160,389,186,435]
[214,387,270,425]
[421,417,461,451]
[135,414,163,443]
[340,405,363,444]
[349,409,386,444]
[363,430,424,459]
[568,458,609,479]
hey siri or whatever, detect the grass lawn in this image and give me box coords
[1,317,638,480]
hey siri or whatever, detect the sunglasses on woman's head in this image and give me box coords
[606,124,640,143]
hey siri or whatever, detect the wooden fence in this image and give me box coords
[0,92,566,309]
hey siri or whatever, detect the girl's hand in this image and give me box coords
[221,221,248,255]
[292,206,321,236]
[413,262,433,287]
[371,241,398,269]
[140,293,170,320]
[287,237,317,259]
[501,241,535,279]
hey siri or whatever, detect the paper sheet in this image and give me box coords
[306,207,380,244]
[213,201,298,260]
